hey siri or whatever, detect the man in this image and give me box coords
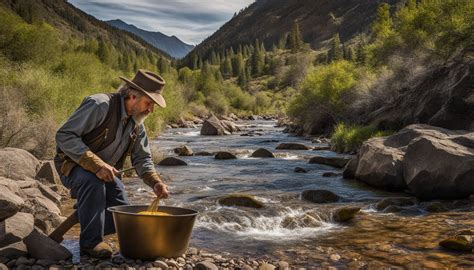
[55,69,170,258]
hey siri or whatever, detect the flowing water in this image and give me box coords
[63,120,474,268]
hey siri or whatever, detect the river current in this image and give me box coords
[63,120,474,268]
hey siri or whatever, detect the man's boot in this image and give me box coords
[80,241,113,259]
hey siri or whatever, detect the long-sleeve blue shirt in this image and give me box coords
[55,93,155,178]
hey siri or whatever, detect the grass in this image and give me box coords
[330,122,393,153]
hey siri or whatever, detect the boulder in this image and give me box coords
[36,182,61,206]
[0,212,34,248]
[353,124,474,199]
[343,156,359,179]
[0,185,24,222]
[332,207,361,222]
[403,134,474,200]
[0,241,27,259]
[175,146,193,156]
[214,152,237,160]
[218,194,264,208]
[35,161,60,187]
[200,115,229,135]
[0,148,39,180]
[24,229,72,260]
[0,177,23,197]
[158,157,188,166]
[276,143,310,150]
[439,234,473,252]
[301,190,340,203]
[375,197,417,211]
[194,151,214,156]
[251,148,275,158]
[220,120,241,133]
[294,167,308,173]
[308,155,351,168]
[355,137,406,190]
[22,188,60,215]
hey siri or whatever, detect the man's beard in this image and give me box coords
[131,107,149,125]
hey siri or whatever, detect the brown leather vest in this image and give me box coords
[54,93,138,176]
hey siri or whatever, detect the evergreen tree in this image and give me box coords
[238,66,247,89]
[329,33,343,61]
[287,21,303,52]
[97,38,110,64]
[251,39,264,76]
[372,3,393,40]
[191,53,198,70]
[210,50,218,65]
[232,53,244,77]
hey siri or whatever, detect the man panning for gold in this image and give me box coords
[55,69,170,259]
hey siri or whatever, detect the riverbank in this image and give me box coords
[1,119,473,269]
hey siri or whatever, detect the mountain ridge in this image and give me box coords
[106,19,194,59]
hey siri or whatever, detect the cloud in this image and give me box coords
[69,0,254,44]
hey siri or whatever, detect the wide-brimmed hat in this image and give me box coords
[119,69,166,108]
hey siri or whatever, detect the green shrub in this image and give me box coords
[331,122,393,153]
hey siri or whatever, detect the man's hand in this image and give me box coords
[153,182,169,199]
[96,164,119,182]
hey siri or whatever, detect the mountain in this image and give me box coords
[185,0,401,61]
[0,0,170,59]
[106,19,194,59]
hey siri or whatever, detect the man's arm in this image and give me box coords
[130,125,169,198]
[55,95,109,174]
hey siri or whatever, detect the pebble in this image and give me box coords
[187,248,199,255]
[278,261,289,269]
[35,259,56,267]
[31,266,45,270]
[0,264,7,270]
[240,265,253,270]
[329,254,341,262]
[112,255,126,264]
[195,261,218,270]
[153,260,168,268]
[258,263,276,270]
[16,257,35,266]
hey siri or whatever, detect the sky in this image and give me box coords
[69,0,254,45]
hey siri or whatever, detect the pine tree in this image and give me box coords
[329,33,343,61]
[210,50,218,65]
[232,52,244,77]
[97,38,110,64]
[287,21,303,52]
[372,3,393,40]
[238,66,247,89]
[251,39,264,77]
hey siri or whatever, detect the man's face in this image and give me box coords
[129,94,155,124]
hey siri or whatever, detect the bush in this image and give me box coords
[330,122,393,153]
[287,60,359,130]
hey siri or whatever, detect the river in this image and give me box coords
[63,120,474,268]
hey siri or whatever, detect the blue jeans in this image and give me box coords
[61,166,129,249]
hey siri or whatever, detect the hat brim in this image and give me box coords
[119,76,167,108]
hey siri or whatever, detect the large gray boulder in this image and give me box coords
[214,152,237,160]
[355,138,406,190]
[0,148,40,180]
[218,194,264,209]
[24,229,72,260]
[0,241,27,259]
[200,115,239,135]
[0,212,34,247]
[354,124,474,199]
[35,161,61,187]
[0,185,24,222]
[403,134,474,199]
[251,148,275,158]
[158,157,188,166]
[276,143,310,150]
